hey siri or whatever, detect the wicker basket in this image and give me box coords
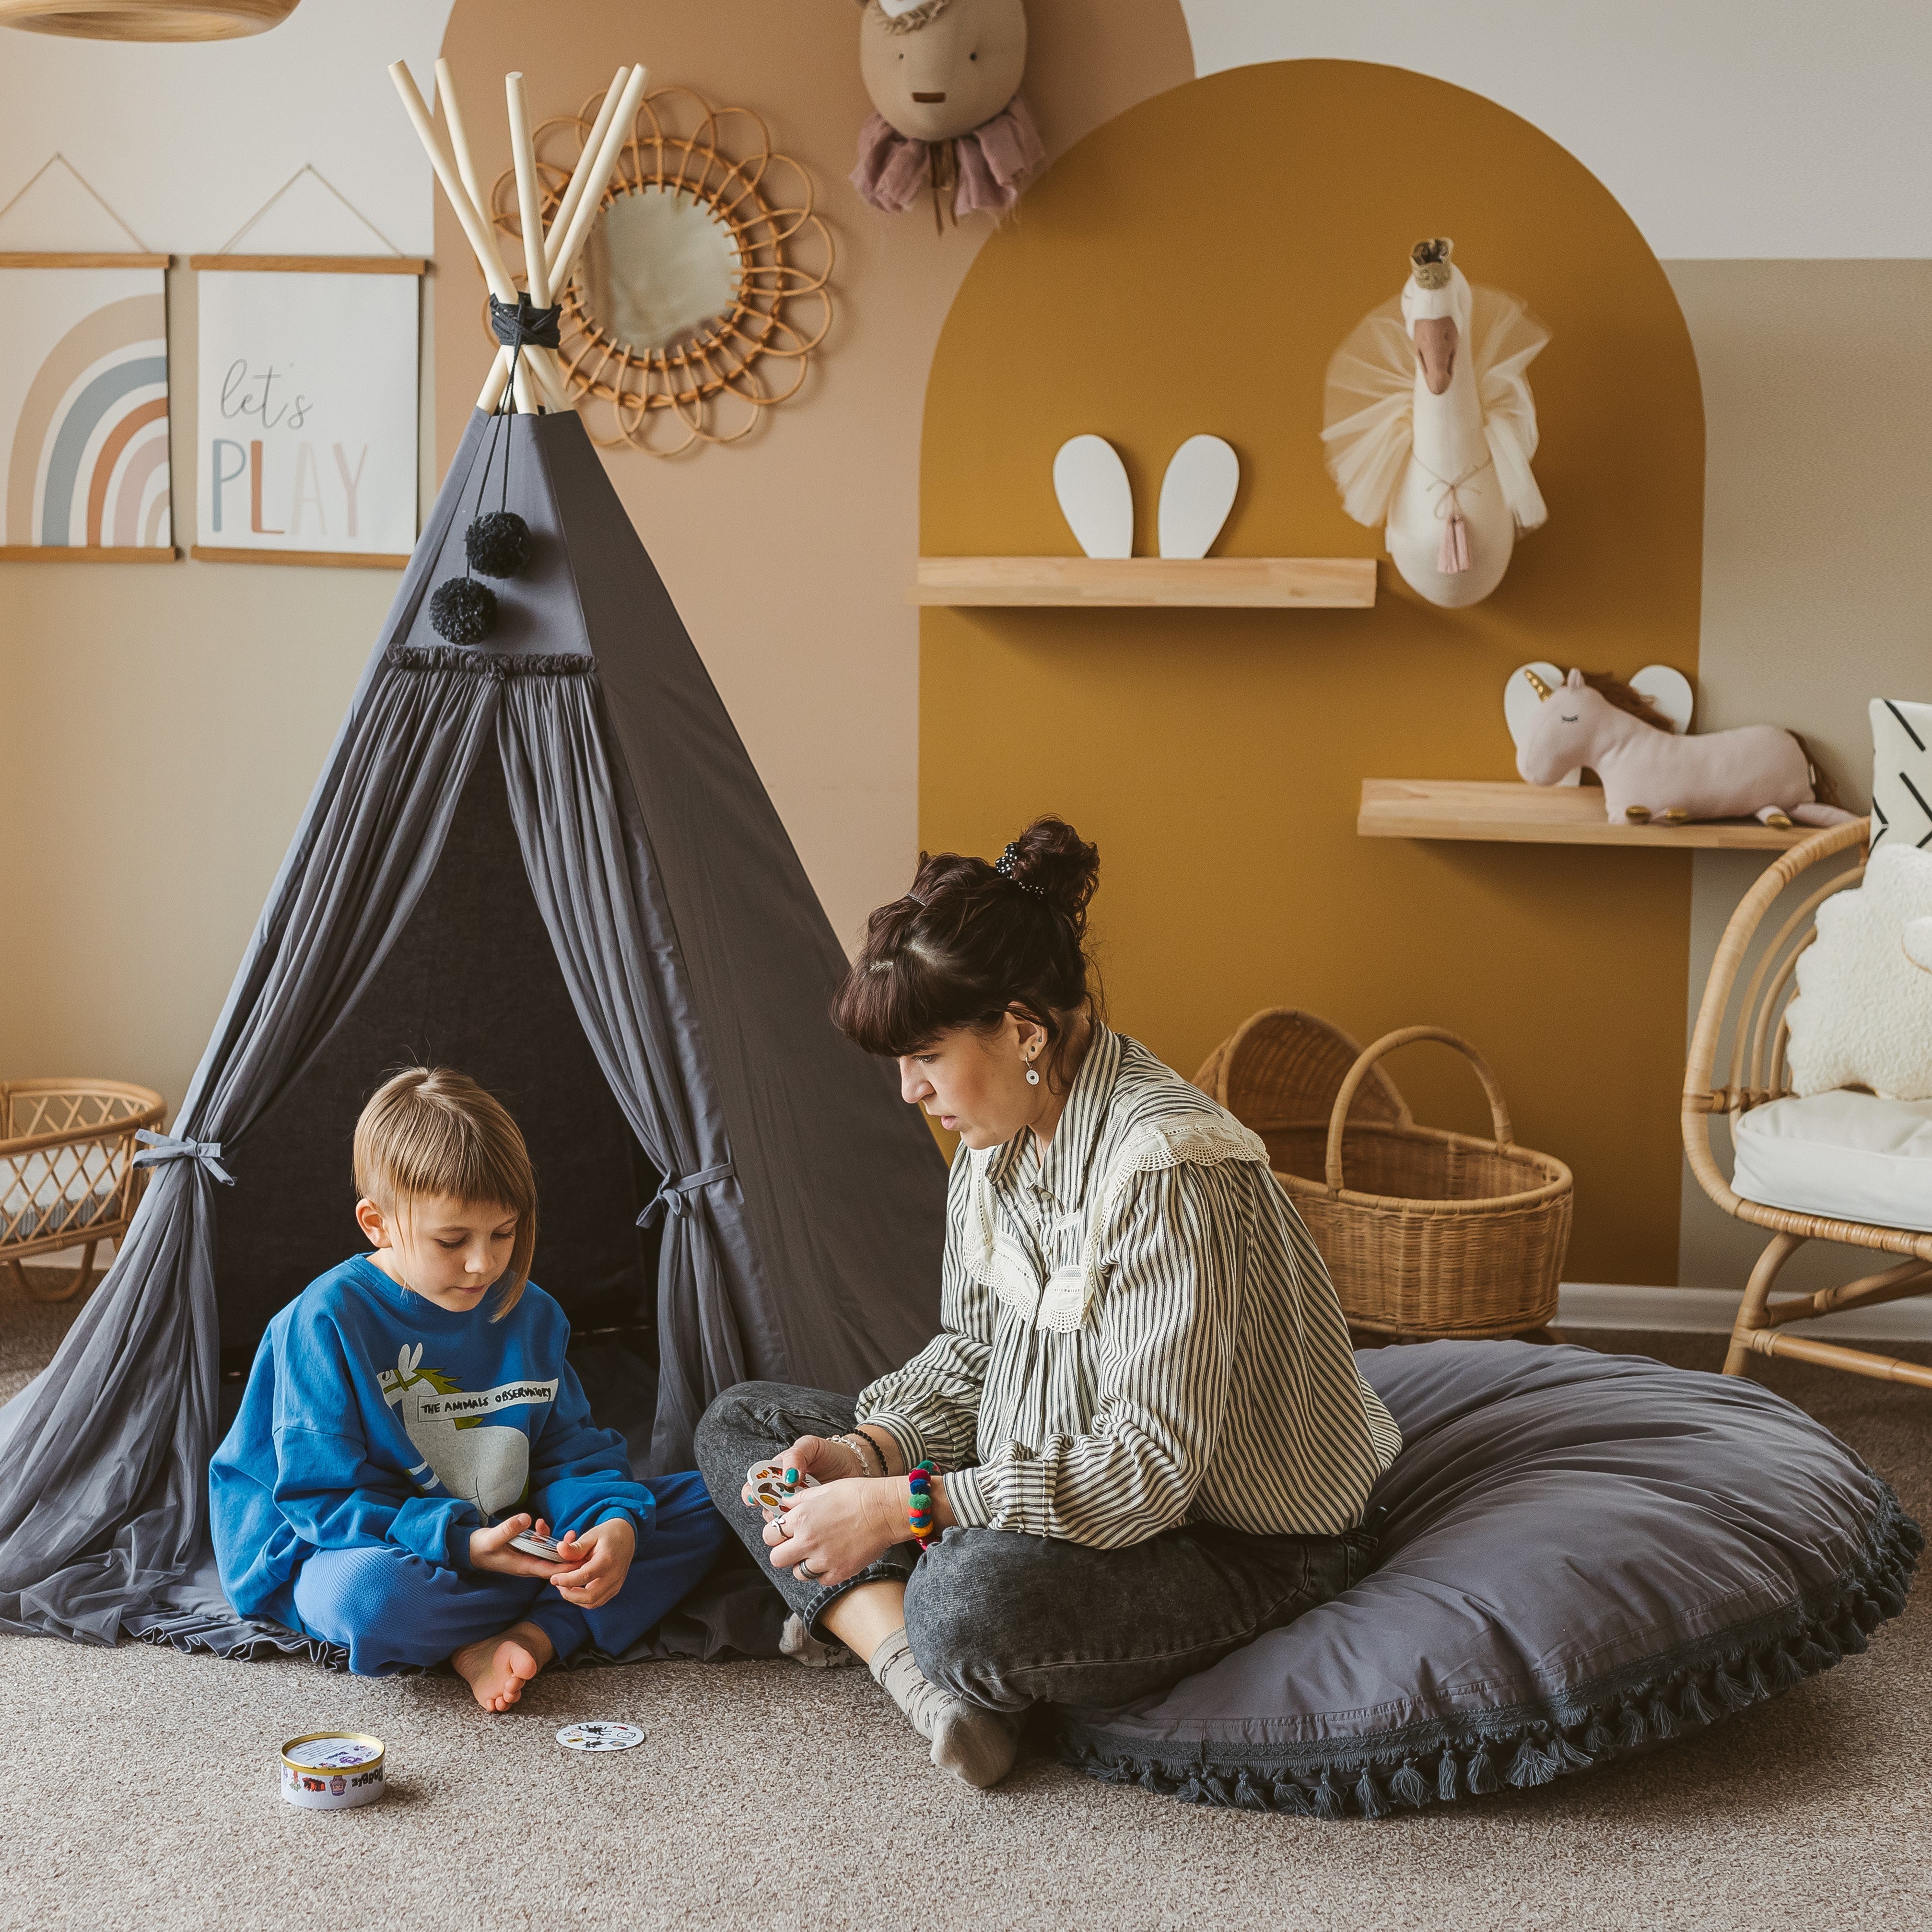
[1,1078,165,1303]
[1195,1010,1572,1339]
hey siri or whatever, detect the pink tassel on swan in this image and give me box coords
[1437,510,1470,574]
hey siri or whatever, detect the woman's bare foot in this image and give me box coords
[451,1621,554,1712]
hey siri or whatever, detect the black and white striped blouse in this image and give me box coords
[857,1024,1402,1546]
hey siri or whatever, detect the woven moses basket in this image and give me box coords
[1195,1011,1572,1338]
[0,1078,164,1303]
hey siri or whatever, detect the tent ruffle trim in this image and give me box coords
[1056,1481,1920,1819]
[384,645,596,678]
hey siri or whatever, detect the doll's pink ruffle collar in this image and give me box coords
[851,95,1045,218]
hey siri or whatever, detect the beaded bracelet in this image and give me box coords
[839,1430,884,1478]
[906,1460,939,1551]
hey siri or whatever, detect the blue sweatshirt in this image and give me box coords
[211,1254,652,1628]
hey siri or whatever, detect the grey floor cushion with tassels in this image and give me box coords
[1057,1340,1920,1817]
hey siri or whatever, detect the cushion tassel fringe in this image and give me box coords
[1053,1491,1922,1820]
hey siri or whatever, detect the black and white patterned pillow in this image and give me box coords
[1870,698,1932,852]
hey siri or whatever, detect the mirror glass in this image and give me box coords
[580,186,742,353]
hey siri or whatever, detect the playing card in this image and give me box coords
[746,1458,819,1519]
[556,1721,646,1753]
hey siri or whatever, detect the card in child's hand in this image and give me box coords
[510,1528,565,1560]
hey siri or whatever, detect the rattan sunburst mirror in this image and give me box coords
[492,84,832,456]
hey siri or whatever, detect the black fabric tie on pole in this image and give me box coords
[489,293,562,351]
[637,1162,738,1229]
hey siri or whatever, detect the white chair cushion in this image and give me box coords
[1785,843,1932,1101]
[1732,1091,1932,1232]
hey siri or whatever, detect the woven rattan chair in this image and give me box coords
[1683,818,1932,1390]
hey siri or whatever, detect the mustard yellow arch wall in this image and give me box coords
[919,60,1705,1285]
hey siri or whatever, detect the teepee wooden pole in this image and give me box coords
[388,59,543,414]
[545,66,630,274]
[502,70,571,415]
[477,61,646,416]
[550,62,648,291]
[436,57,491,239]
[506,73,550,309]
[438,58,567,413]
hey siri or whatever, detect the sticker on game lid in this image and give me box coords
[280,1732,386,1810]
[556,1721,646,1753]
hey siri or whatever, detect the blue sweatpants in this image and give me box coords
[291,1469,726,1676]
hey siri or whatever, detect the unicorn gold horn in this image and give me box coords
[1522,666,1553,700]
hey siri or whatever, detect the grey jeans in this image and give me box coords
[694,1380,1376,1714]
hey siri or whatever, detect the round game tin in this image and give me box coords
[280,1732,386,1810]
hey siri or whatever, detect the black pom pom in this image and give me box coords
[429,576,497,645]
[465,510,531,579]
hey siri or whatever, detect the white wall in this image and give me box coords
[1183,0,1932,259]
[0,2,451,255]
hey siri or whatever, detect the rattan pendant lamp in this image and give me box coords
[0,0,296,37]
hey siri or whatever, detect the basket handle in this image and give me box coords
[1324,1027,1515,1194]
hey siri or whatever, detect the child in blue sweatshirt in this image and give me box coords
[211,1066,725,1711]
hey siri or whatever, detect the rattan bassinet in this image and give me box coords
[1195,1010,1572,1338]
[0,1078,165,1302]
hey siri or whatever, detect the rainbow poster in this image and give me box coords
[0,264,172,556]
[194,265,419,563]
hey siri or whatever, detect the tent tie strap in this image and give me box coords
[132,1128,235,1186]
[488,293,562,351]
[637,1162,737,1229]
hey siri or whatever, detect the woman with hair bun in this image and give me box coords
[696,817,1400,1788]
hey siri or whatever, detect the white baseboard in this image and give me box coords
[1559,1281,1932,1342]
[12,1253,1931,1342]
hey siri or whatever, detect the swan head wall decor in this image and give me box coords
[1322,237,1551,608]
[849,0,1045,227]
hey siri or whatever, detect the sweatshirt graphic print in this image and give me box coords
[381,1344,560,1519]
[210,1254,650,1630]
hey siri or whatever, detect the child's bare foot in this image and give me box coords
[452,1621,554,1712]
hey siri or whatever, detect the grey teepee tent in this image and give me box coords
[0,398,948,1654]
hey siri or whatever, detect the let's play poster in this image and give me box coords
[196,267,418,559]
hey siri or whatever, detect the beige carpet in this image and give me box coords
[2,1269,1927,1932]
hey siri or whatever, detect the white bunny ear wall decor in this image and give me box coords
[1052,435,1241,560]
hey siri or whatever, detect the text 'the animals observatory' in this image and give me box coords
[849,0,1044,228]
[1323,238,1549,607]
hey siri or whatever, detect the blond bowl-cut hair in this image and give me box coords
[353,1067,538,1319]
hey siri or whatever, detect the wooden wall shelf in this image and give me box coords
[911,556,1376,609]
[1359,779,1814,850]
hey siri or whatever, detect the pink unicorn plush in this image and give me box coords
[1514,667,1855,829]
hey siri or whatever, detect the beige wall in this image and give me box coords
[0,0,1188,1119]
[1672,260,1932,1294]
[434,0,1193,950]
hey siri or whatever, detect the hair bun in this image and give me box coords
[1004,816,1100,933]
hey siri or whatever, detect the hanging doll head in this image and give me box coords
[850,0,1044,226]
[858,0,1028,141]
